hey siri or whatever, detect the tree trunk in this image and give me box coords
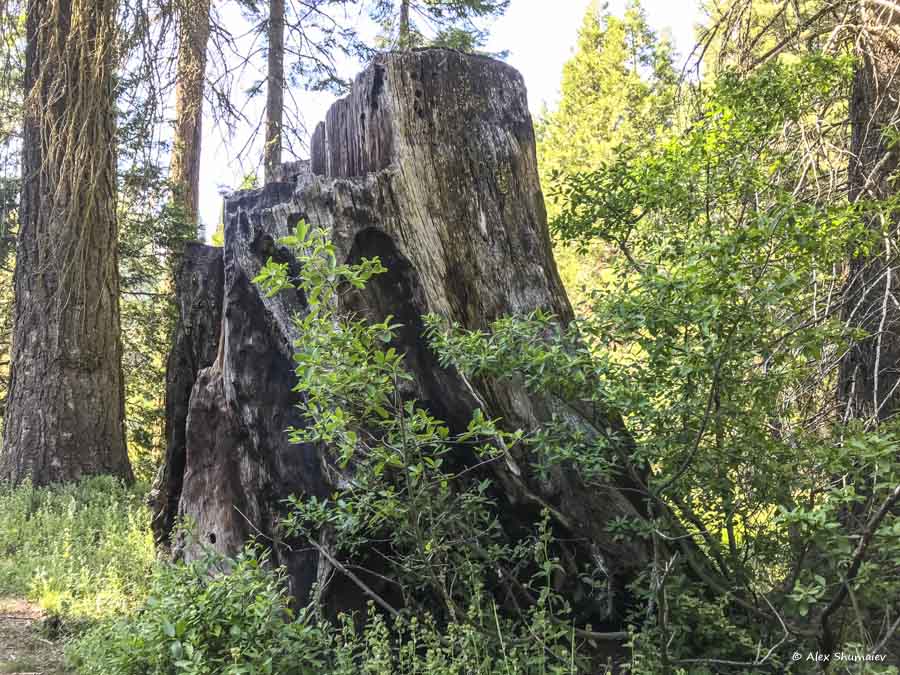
[839,2,900,422]
[1,0,132,485]
[398,0,411,48]
[830,5,900,657]
[263,0,285,184]
[169,0,211,231]
[153,49,648,626]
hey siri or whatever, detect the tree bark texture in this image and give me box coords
[839,2,900,422]
[153,50,648,623]
[1,0,132,485]
[264,0,285,184]
[149,243,224,541]
[169,0,211,230]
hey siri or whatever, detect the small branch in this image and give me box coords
[820,483,900,651]
[872,611,900,655]
[232,504,402,620]
[305,536,402,620]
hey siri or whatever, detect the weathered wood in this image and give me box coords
[152,194,325,600]
[154,49,648,624]
[149,243,223,544]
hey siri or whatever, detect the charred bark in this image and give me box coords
[1,0,132,485]
[154,49,648,625]
[150,243,224,543]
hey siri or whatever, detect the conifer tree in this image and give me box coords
[370,0,509,51]
[2,0,133,485]
[264,0,285,183]
[170,0,211,231]
[538,0,677,202]
[537,0,677,307]
[235,0,370,181]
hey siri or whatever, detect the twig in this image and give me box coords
[820,483,900,651]
[232,504,402,620]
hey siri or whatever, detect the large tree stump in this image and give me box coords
[152,49,648,625]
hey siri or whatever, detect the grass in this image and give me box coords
[0,476,156,623]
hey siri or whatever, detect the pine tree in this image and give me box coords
[538,0,677,199]
[370,0,509,51]
[1,0,133,485]
[264,0,285,183]
[234,0,370,181]
[169,0,211,231]
[537,0,677,308]
[0,3,23,424]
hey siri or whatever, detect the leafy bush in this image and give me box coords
[255,222,605,670]
[0,475,155,621]
[69,542,583,675]
[68,545,328,675]
[77,222,597,674]
[536,54,900,665]
[53,54,900,671]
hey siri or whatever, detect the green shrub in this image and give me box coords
[0,475,156,621]
[69,543,586,675]
[67,545,329,675]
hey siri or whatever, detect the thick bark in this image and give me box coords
[839,3,900,422]
[831,8,900,659]
[169,0,211,230]
[263,0,285,184]
[1,0,132,485]
[149,243,224,543]
[154,50,648,625]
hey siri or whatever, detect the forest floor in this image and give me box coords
[0,598,68,674]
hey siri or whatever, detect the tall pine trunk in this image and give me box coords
[398,0,410,48]
[264,0,285,184]
[169,0,211,230]
[1,0,132,485]
[839,2,900,422]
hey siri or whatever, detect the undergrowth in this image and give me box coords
[0,476,156,622]
[67,542,590,675]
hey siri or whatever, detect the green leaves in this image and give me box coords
[537,1,678,311]
[69,545,330,674]
[0,476,155,622]
[254,220,386,307]
[539,48,900,659]
[263,219,508,581]
[256,220,604,672]
[788,575,827,618]
[252,259,292,298]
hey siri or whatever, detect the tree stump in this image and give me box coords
[152,49,648,625]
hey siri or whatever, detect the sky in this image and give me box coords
[196,0,704,235]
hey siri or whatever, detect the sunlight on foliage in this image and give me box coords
[0,476,155,622]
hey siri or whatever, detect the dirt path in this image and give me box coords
[0,598,67,675]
